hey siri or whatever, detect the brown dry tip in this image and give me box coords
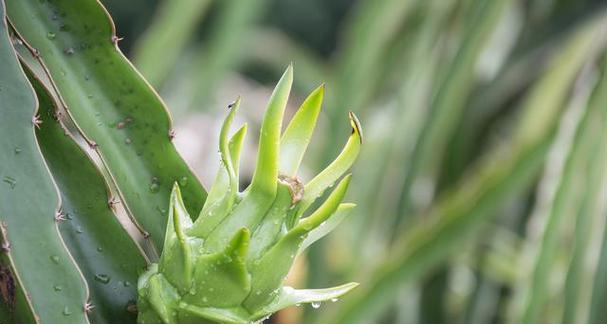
[348,111,363,144]
[278,175,304,205]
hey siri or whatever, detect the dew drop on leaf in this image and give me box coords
[62,306,72,316]
[311,301,321,309]
[46,32,56,40]
[50,255,60,264]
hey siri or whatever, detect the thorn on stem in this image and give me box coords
[0,242,10,253]
[108,197,120,210]
[54,210,67,223]
[32,115,42,129]
[88,140,98,149]
[0,222,9,253]
[84,302,94,313]
[168,129,176,141]
[111,35,124,45]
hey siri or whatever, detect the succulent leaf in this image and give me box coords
[296,112,362,219]
[203,65,293,253]
[189,124,247,238]
[279,83,324,176]
[253,283,359,318]
[299,203,356,254]
[137,67,360,323]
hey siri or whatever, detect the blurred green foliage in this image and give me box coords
[103,0,607,323]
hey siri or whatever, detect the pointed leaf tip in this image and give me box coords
[226,228,251,259]
[228,96,242,109]
[349,111,363,144]
[255,283,360,318]
[279,82,325,176]
[250,61,293,196]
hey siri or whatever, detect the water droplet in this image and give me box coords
[202,297,208,303]
[96,247,103,252]
[14,147,21,154]
[87,94,94,99]
[46,32,56,40]
[62,306,72,316]
[311,301,321,309]
[295,303,301,307]
[53,285,62,292]
[178,176,188,187]
[331,298,338,302]
[94,274,110,284]
[75,227,83,234]
[50,255,60,264]
[123,281,131,287]
[3,176,17,189]
[189,287,196,295]
[125,138,132,145]
[64,47,74,55]
[149,183,160,193]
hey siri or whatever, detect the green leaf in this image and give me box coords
[398,0,512,217]
[248,180,297,261]
[6,0,207,252]
[298,112,362,216]
[159,184,195,294]
[526,56,607,324]
[188,0,270,108]
[32,69,147,323]
[0,1,87,322]
[249,64,293,196]
[299,203,356,254]
[132,0,214,87]
[325,11,607,324]
[188,123,247,238]
[203,65,293,252]
[182,228,251,308]
[279,83,324,177]
[254,283,359,318]
[244,175,351,311]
